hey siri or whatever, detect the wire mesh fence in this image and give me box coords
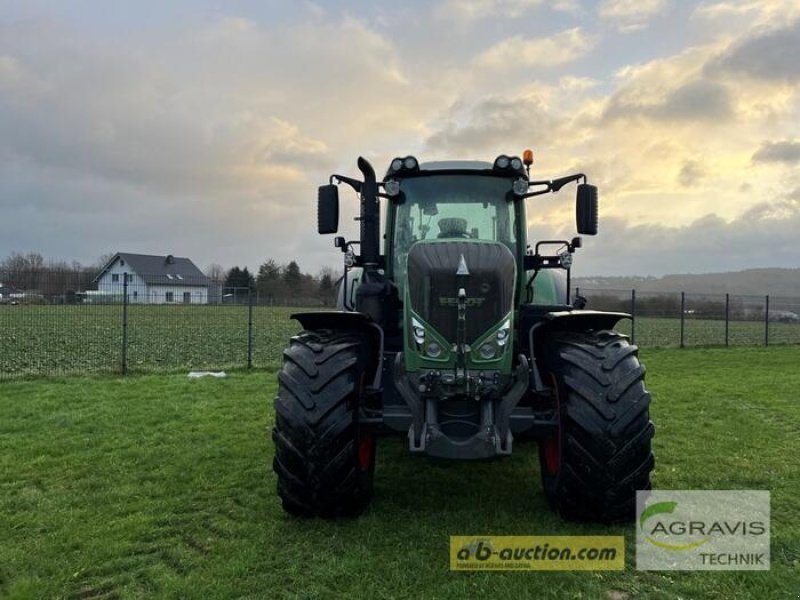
[576,288,800,348]
[0,271,310,379]
[3,271,800,379]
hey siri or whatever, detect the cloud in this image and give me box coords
[474,28,594,70]
[437,0,544,21]
[708,21,800,82]
[751,140,800,164]
[563,201,800,276]
[604,78,733,123]
[677,160,707,187]
[552,0,584,15]
[0,15,440,269]
[692,1,800,25]
[1,2,800,279]
[598,0,668,32]
[425,94,559,155]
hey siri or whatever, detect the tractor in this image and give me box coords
[272,152,654,522]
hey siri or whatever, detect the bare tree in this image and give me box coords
[205,263,226,284]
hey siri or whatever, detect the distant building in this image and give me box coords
[94,253,209,304]
[0,283,21,304]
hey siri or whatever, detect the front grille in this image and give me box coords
[406,241,515,343]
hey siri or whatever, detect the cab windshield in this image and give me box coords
[391,174,518,284]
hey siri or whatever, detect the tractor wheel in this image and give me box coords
[272,330,376,517]
[538,330,654,522]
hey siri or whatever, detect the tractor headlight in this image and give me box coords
[411,317,425,344]
[511,157,522,170]
[495,155,510,169]
[391,158,403,172]
[496,319,511,346]
[513,178,528,196]
[404,156,418,169]
[479,343,497,360]
[425,341,442,358]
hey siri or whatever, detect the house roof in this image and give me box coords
[95,253,209,287]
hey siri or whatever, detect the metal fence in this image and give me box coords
[3,274,800,379]
[0,272,323,379]
[576,288,800,348]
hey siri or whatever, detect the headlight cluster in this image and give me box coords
[474,319,511,362]
[411,317,445,359]
[388,156,419,174]
[494,155,525,173]
[411,316,511,362]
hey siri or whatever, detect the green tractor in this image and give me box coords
[272,153,654,522]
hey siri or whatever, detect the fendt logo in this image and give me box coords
[636,491,770,571]
[438,296,486,307]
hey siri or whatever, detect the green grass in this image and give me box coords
[2,305,800,379]
[1,347,798,599]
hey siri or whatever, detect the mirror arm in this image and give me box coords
[550,173,586,192]
[330,174,363,193]
[522,174,588,198]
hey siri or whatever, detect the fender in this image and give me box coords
[527,309,631,391]
[291,311,384,390]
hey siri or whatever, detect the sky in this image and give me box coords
[1,0,799,277]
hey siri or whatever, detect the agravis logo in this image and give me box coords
[636,491,770,571]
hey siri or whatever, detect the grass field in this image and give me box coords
[0,305,301,378]
[2,305,800,379]
[1,346,798,599]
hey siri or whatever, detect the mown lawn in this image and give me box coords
[1,347,798,599]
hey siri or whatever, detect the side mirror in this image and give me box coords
[576,183,598,235]
[318,184,339,234]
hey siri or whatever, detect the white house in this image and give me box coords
[94,253,209,304]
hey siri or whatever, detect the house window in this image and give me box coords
[126,274,133,282]
[120,259,125,266]
[165,292,174,303]
[112,274,119,283]
[183,292,191,304]
[133,291,138,299]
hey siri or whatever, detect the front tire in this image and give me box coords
[272,330,375,517]
[538,330,654,522]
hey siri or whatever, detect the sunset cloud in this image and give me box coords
[0,2,798,276]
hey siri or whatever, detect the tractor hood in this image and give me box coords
[406,240,516,345]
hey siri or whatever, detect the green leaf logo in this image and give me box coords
[640,500,708,552]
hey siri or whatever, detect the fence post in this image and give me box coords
[122,273,129,375]
[725,293,729,347]
[764,294,769,347]
[680,291,685,348]
[630,289,636,345]
[247,285,254,369]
